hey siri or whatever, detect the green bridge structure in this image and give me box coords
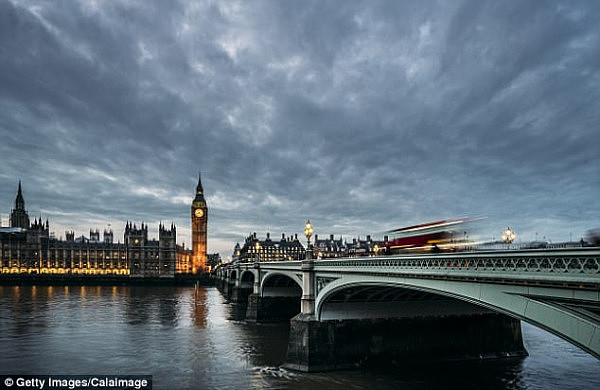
[214,248,600,371]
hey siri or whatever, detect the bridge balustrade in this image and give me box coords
[239,251,600,287]
[295,251,600,276]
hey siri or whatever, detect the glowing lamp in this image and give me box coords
[502,227,516,244]
[304,219,314,245]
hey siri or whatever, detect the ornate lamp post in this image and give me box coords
[502,227,516,249]
[301,219,316,315]
[304,219,314,260]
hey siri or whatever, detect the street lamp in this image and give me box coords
[304,219,314,259]
[502,227,515,248]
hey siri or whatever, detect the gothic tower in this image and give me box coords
[10,180,30,229]
[191,173,208,273]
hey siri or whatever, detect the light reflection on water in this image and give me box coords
[0,285,598,390]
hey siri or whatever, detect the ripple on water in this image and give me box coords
[0,286,599,390]
[255,366,296,379]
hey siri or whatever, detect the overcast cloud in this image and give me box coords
[1,0,599,258]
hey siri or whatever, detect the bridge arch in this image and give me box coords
[317,282,490,321]
[240,270,255,281]
[260,272,302,298]
[315,276,600,359]
[229,269,238,282]
[240,270,255,288]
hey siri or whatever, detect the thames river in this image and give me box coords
[0,285,598,390]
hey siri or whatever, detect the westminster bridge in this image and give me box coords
[214,248,600,371]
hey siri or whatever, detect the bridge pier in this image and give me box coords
[300,258,315,315]
[246,294,301,322]
[230,285,253,303]
[215,276,227,294]
[284,312,527,372]
[222,280,233,299]
[229,286,242,302]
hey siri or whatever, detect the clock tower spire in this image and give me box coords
[191,172,208,273]
[195,172,204,196]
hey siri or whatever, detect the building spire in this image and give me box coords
[196,171,203,195]
[10,180,29,229]
[15,180,25,210]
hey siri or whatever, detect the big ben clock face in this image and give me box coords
[194,209,204,218]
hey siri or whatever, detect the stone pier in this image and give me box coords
[223,280,233,299]
[229,285,252,304]
[245,294,301,322]
[283,312,527,372]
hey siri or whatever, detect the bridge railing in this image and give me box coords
[231,260,303,271]
[222,248,600,285]
[308,249,600,285]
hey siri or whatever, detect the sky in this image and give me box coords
[1,0,599,259]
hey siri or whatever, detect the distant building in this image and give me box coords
[232,232,385,262]
[313,234,384,258]
[234,232,305,262]
[232,243,242,262]
[207,253,222,271]
[313,234,346,258]
[0,181,176,277]
[175,247,219,274]
[346,235,379,257]
[176,245,193,274]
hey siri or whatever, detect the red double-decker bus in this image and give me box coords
[383,217,479,254]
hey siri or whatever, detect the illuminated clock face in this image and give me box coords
[194,209,204,218]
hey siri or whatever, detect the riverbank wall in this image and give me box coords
[0,273,214,286]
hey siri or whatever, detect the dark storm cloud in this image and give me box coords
[1,0,599,256]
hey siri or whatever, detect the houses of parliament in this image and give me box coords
[0,176,209,277]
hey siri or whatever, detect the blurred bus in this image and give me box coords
[383,217,481,254]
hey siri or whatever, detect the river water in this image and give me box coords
[0,285,598,390]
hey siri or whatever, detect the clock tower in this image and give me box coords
[191,173,208,273]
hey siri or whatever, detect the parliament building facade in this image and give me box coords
[0,177,209,277]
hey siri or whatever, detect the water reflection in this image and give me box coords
[0,285,47,335]
[193,286,207,328]
[0,286,598,390]
[228,302,250,322]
